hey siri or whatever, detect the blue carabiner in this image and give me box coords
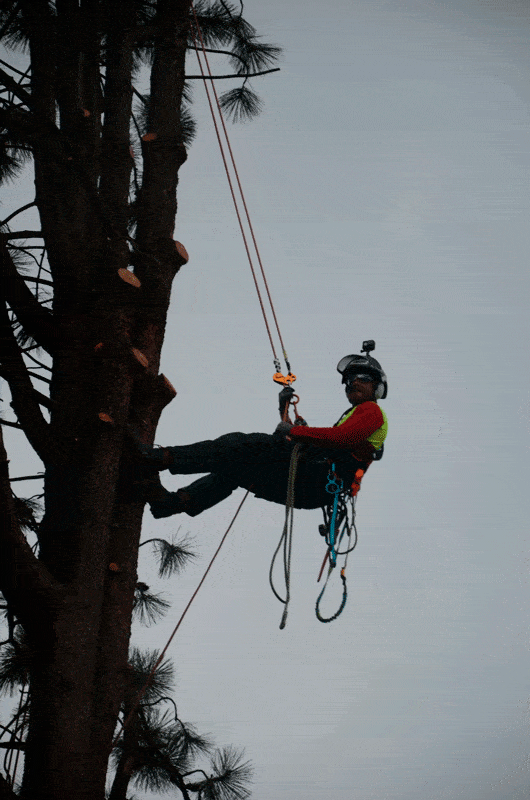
[325,464,342,566]
[326,472,341,495]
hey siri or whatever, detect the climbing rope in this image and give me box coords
[116,11,305,740]
[315,567,348,624]
[190,6,294,383]
[268,443,302,629]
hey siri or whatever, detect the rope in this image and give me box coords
[315,567,348,624]
[315,496,358,623]
[112,489,250,748]
[268,443,301,629]
[190,6,291,374]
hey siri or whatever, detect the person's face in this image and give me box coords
[344,373,376,404]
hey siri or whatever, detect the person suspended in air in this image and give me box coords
[134,342,388,519]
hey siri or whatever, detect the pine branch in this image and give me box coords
[185,66,279,79]
[218,84,261,122]
[0,301,57,464]
[0,2,22,44]
[0,58,26,80]
[133,584,170,626]
[2,231,42,240]
[0,425,62,632]
[0,64,33,108]
[0,202,36,227]
[0,236,57,355]
[140,535,195,578]
[8,474,44,482]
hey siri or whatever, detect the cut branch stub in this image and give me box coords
[161,374,177,401]
[174,241,189,265]
[117,268,141,288]
[94,342,149,371]
[130,348,149,369]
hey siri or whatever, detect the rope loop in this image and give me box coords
[315,566,348,623]
[269,443,302,629]
[315,491,358,623]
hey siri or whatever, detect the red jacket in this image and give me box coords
[288,401,386,463]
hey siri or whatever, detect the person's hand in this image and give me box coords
[274,420,293,439]
[278,385,295,419]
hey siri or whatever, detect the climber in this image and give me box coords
[135,349,388,519]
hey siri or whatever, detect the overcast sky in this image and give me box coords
[2,1,530,798]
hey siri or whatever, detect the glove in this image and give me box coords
[274,420,293,438]
[293,417,308,426]
[278,385,295,419]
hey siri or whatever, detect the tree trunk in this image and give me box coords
[9,2,193,798]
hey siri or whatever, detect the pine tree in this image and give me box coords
[0,2,280,798]
[1,532,252,800]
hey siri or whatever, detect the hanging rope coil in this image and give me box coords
[315,567,348,624]
[268,443,302,629]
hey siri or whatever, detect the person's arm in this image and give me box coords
[288,402,384,449]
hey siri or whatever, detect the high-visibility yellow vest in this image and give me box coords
[337,403,388,452]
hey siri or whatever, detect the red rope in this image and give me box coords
[112,490,250,748]
[190,6,291,371]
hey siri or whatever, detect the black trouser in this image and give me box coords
[165,432,347,516]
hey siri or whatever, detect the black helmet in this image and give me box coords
[337,343,388,400]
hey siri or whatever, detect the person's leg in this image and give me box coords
[146,456,332,518]
[147,473,240,518]
[165,432,291,475]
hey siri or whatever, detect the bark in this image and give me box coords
[134,0,192,373]
[0,773,18,800]
[98,0,136,237]
[2,4,190,798]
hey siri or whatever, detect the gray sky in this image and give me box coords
[3,0,530,798]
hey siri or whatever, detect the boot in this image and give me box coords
[141,473,192,519]
[127,425,171,470]
[149,488,190,519]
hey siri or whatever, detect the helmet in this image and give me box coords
[337,351,388,400]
